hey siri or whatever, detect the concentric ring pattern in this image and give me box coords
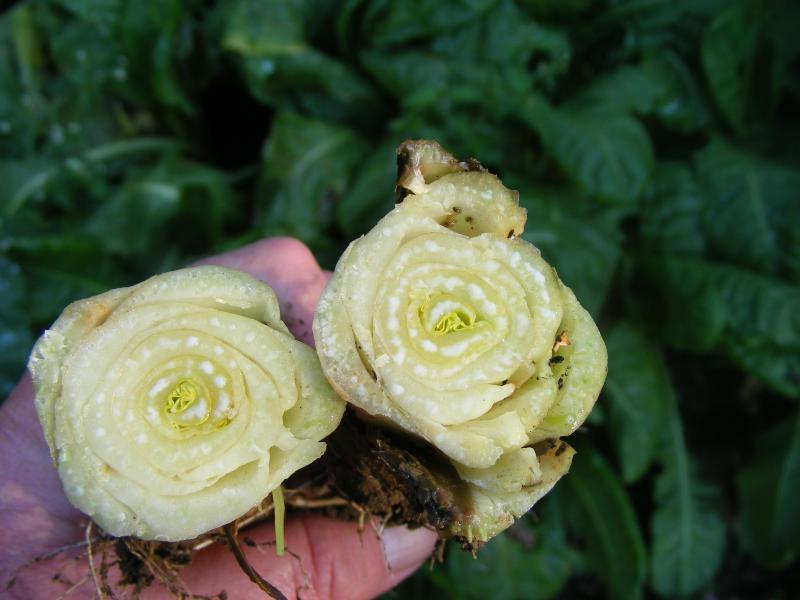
[29,266,344,541]
[314,141,607,541]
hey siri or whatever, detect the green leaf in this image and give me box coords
[517,185,622,316]
[4,235,126,325]
[694,139,800,283]
[433,502,577,600]
[258,112,368,260]
[640,162,706,256]
[604,322,669,482]
[577,66,658,115]
[336,139,397,238]
[641,50,711,133]
[649,257,800,397]
[221,0,383,125]
[0,257,31,396]
[651,394,726,597]
[523,96,653,205]
[701,0,768,132]
[562,442,647,600]
[738,410,800,568]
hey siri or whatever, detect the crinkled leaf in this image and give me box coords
[258,112,368,261]
[562,441,647,600]
[336,0,494,52]
[87,156,233,255]
[433,502,577,600]
[737,410,800,569]
[4,235,126,325]
[336,139,397,238]
[604,322,669,482]
[650,257,800,398]
[221,0,382,125]
[694,139,800,283]
[523,96,653,205]
[517,185,622,316]
[640,162,706,256]
[651,394,725,597]
[701,0,771,132]
[641,50,711,133]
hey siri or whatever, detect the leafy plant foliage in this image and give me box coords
[1,0,798,597]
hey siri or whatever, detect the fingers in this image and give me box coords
[195,237,330,346]
[145,516,437,600]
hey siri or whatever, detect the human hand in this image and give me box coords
[0,237,438,600]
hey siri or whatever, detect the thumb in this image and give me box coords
[148,515,438,600]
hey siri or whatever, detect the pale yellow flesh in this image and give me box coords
[29,266,344,541]
[314,145,606,541]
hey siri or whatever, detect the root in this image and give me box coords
[86,522,104,599]
[223,524,286,600]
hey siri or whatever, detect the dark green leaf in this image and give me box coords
[640,162,706,256]
[433,503,577,599]
[641,50,711,133]
[694,139,800,282]
[523,96,653,205]
[562,442,647,600]
[651,394,726,596]
[258,112,368,258]
[604,322,669,482]
[701,0,769,132]
[517,185,623,316]
[336,139,397,238]
[738,410,800,568]
[221,0,382,124]
[650,257,800,398]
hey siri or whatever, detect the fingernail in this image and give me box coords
[381,526,437,573]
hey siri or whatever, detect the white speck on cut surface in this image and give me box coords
[467,283,487,301]
[388,296,400,313]
[200,361,214,374]
[392,349,406,365]
[441,340,469,357]
[201,444,212,455]
[245,332,256,343]
[186,336,199,348]
[229,360,237,368]
[96,393,105,404]
[95,428,106,438]
[525,264,546,284]
[214,375,226,389]
[183,398,208,420]
[146,407,159,423]
[539,307,555,319]
[387,316,399,331]
[216,393,231,414]
[142,349,151,358]
[516,314,530,329]
[509,252,522,268]
[148,378,169,399]
[424,240,441,252]
[136,433,148,444]
[421,340,438,352]
[214,345,223,355]
[74,485,84,497]
[126,410,135,422]
[481,189,493,199]
[390,383,405,396]
[159,338,179,349]
[414,364,428,376]
[210,317,221,327]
